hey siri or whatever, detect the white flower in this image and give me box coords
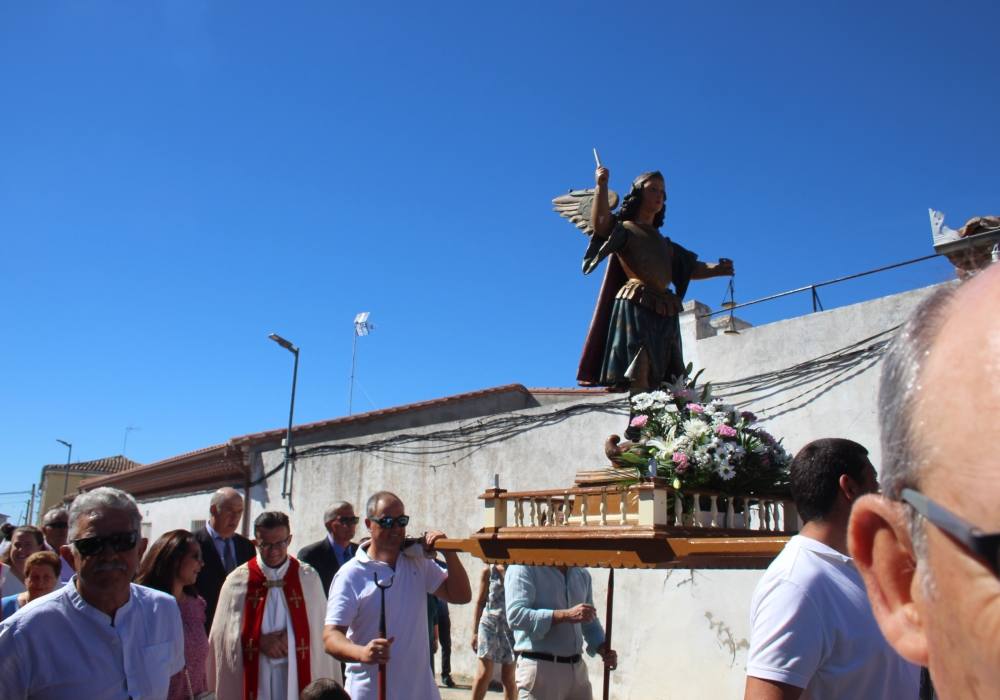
[715,463,737,480]
[646,438,671,455]
[682,418,711,440]
[631,393,654,411]
[647,390,670,409]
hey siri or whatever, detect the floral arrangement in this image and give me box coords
[617,370,791,496]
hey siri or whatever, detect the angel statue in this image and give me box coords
[554,164,734,436]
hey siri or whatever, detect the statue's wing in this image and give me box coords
[552,188,619,235]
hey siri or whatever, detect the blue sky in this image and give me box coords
[2,1,997,516]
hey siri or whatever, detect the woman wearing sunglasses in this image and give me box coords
[0,526,45,597]
[136,529,212,700]
[0,551,61,620]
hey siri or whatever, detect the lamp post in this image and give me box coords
[268,333,299,499]
[56,439,72,498]
[349,312,374,415]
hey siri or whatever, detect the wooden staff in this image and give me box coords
[374,572,394,700]
[602,567,615,700]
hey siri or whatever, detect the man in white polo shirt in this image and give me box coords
[323,490,471,700]
[744,438,919,699]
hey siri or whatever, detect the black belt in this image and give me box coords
[521,651,582,664]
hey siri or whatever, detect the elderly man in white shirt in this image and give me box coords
[0,487,184,699]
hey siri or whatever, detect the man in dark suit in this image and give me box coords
[297,501,358,596]
[194,486,255,632]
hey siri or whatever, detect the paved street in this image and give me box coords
[438,677,472,698]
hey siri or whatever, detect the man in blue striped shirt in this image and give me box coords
[504,564,617,699]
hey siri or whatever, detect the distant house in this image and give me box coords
[36,455,139,522]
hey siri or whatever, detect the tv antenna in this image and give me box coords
[349,312,374,415]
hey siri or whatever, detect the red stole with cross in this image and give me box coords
[240,557,312,700]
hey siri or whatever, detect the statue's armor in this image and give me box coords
[617,222,673,291]
[614,223,683,318]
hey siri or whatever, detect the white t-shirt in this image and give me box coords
[747,535,919,699]
[326,544,447,700]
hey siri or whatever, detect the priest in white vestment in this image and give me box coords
[209,511,340,700]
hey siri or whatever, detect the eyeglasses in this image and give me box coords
[256,537,291,551]
[371,515,410,529]
[336,516,360,526]
[72,531,140,557]
[45,522,69,530]
[901,488,1000,577]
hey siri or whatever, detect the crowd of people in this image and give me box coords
[0,265,998,700]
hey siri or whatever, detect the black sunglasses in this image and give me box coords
[46,522,69,529]
[72,531,140,557]
[371,515,410,529]
[336,516,360,525]
[901,488,1000,577]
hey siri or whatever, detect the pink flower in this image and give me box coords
[715,424,737,438]
[630,414,648,428]
[672,452,690,473]
[688,403,704,414]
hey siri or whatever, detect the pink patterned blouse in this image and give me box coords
[167,594,209,700]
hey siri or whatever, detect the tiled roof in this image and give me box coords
[228,384,610,446]
[42,455,140,475]
[78,384,613,499]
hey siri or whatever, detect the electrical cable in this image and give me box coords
[252,324,903,487]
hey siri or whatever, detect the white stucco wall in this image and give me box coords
[138,488,218,541]
[681,282,948,468]
[128,282,945,698]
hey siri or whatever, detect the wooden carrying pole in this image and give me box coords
[602,567,615,700]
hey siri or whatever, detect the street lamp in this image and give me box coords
[349,312,375,415]
[56,439,72,498]
[268,333,299,499]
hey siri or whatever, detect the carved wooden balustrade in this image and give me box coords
[436,477,797,570]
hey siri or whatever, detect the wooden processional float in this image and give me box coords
[436,469,798,700]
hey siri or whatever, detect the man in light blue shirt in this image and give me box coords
[0,487,184,699]
[505,565,617,700]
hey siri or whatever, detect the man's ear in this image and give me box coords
[839,473,864,502]
[848,494,929,666]
[60,544,77,566]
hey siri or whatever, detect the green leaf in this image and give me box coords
[616,451,648,466]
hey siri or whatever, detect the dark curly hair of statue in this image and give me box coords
[616,171,665,228]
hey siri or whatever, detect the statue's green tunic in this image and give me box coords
[577,220,699,389]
